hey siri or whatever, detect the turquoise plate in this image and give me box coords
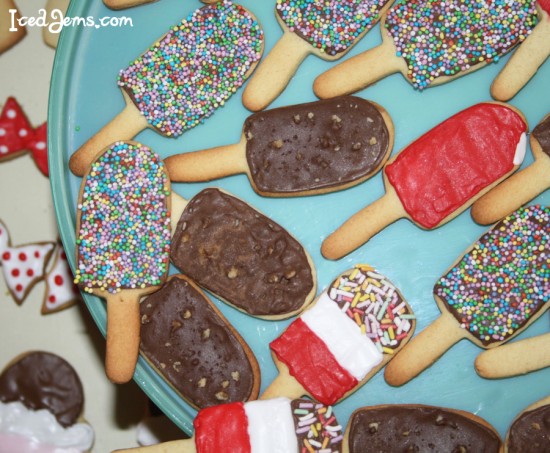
[49,0,550,438]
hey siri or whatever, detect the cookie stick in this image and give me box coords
[472,113,550,225]
[42,0,69,48]
[506,395,550,452]
[322,102,528,260]
[75,142,171,384]
[265,265,415,405]
[68,1,263,176]
[103,0,156,10]
[0,0,26,54]
[314,0,538,98]
[165,97,393,197]
[492,1,550,100]
[242,0,394,112]
[384,206,550,386]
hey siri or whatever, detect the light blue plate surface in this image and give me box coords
[49,0,550,439]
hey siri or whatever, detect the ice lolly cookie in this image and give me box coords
[0,351,95,453]
[344,404,503,453]
[68,0,263,176]
[492,0,550,100]
[266,265,415,405]
[0,0,26,54]
[242,0,394,111]
[314,0,538,97]
[140,274,261,409]
[384,205,550,386]
[74,141,171,383]
[322,102,528,260]
[472,113,550,225]
[506,395,550,453]
[170,187,316,319]
[115,397,343,452]
[165,97,393,196]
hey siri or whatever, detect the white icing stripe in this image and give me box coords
[244,398,298,453]
[301,293,383,381]
[513,132,527,165]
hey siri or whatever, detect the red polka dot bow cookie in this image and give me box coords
[0,97,48,177]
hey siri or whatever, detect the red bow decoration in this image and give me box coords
[0,97,48,176]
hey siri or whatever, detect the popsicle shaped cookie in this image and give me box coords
[242,0,394,111]
[266,265,415,405]
[314,0,538,98]
[344,404,503,453]
[472,113,550,225]
[322,102,528,260]
[165,96,393,197]
[384,205,550,386]
[170,187,316,319]
[75,142,171,383]
[115,397,343,452]
[492,0,550,100]
[69,0,264,176]
[506,395,550,453]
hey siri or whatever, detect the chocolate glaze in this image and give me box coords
[508,404,550,453]
[244,97,389,194]
[533,114,550,158]
[0,352,84,427]
[348,405,502,453]
[171,188,314,316]
[140,277,257,408]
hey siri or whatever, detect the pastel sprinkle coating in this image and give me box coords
[276,0,389,56]
[75,142,171,294]
[118,0,263,137]
[385,0,538,89]
[291,399,343,452]
[329,265,414,354]
[435,205,550,345]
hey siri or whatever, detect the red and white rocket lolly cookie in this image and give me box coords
[74,142,171,383]
[384,205,550,386]
[492,0,550,100]
[322,102,528,260]
[0,220,54,305]
[115,397,343,453]
[264,265,415,406]
[69,0,263,176]
[314,0,537,98]
[242,0,394,111]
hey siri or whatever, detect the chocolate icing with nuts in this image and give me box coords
[171,188,314,316]
[533,114,550,158]
[508,404,550,453]
[0,351,84,427]
[244,96,390,194]
[140,277,257,408]
[348,405,502,453]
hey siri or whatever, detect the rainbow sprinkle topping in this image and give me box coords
[118,0,263,137]
[435,205,550,345]
[329,265,415,354]
[291,399,343,452]
[276,0,389,56]
[385,0,538,89]
[75,142,171,294]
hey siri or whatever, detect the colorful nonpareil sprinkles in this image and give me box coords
[329,265,414,354]
[385,0,538,89]
[75,142,171,294]
[276,0,389,56]
[118,0,263,137]
[291,399,343,452]
[435,205,550,345]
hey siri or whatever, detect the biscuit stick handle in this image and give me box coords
[384,314,466,386]
[471,158,550,225]
[242,32,311,111]
[164,139,248,182]
[169,192,189,234]
[113,438,197,452]
[103,0,156,10]
[69,101,149,176]
[491,13,550,101]
[260,361,308,401]
[105,291,142,384]
[314,42,402,99]
[321,190,406,260]
[475,332,550,378]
